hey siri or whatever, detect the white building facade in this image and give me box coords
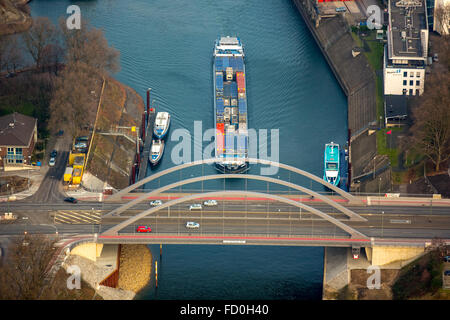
[384,0,429,96]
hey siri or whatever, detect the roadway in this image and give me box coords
[2,199,450,243]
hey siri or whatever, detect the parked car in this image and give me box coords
[136,225,152,233]
[74,142,87,149]
[150,200,163,206]
[444,270,450,276]
[433,53,439,62]
[56,129,64,136]
[64,197,78,204]
[189,204,202,210]
[49,157,56,167]
[444,256,450,263]
[203,200,218,206]
[186,222,200,229]
[50,150,57,158]
[5,72,16,78]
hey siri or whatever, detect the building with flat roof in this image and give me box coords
[384,0,429,96]
[384,95,408,126]
[0,112,37,169]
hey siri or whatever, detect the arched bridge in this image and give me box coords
[100,159,370,242]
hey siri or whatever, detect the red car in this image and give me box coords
[136,225,152,233]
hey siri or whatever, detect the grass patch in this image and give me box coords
[377,128,401,167]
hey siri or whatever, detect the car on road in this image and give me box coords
[49,157,56,166]
[186,221,200,229]
[444,270,450,276]
[50,150,57,158]
[443,256,450,262]
[64,197,78,204]
[150,200,163,206]
[189,204,202,210]
[433,53,439,62]
[56,129,64,136]
[203,200,218,206]
[136,225,152,233]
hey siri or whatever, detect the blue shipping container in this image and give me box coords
[216,57,223,71]
[238,98,247,113]
[216,73,223,90]
[230,82,238,98]
[222,57,229,69]
[236,58,244,71]
[216,98,224,112]
[237,135,247,151]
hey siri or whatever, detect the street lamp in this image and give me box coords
[381,211,384,238]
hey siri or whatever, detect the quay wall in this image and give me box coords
[291,0,377,179]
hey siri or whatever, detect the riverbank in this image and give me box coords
[83,77,145,191]
[0,0,32,36]
[118,244,152,293]
[291,0,380,191]
[65,244,152,300]
[331,246,450,300]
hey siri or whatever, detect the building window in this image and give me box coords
[416,80,420,86]
[416,72,420,77]
[410,80,413,86]
[403,71,407,77]
[403,89,407,95]
[409,89,413,95]
[410,72,414,77]
[403,80,407,85]
[416,89,420,95]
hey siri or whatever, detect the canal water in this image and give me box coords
[30,0,346,299]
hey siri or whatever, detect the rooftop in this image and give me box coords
[388,0,428,59]
[385,95,408,119]
[0,112,36,147]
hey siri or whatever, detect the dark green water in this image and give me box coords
[30,0,346,299]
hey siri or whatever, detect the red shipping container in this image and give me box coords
[236,72,246,93]
[216,123,224,155]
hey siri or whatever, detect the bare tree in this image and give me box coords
[4,35,23,72]
[0,235,57,299]
[59,17,119,75]
[409,71,450,172]
[21,17,57,69]
[433,3,450,36]
[49,61,99,137]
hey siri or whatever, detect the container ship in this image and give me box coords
[213,36,248,173]
[323,142,340,186]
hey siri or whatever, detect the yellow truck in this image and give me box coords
[69,153,85,166]
[63,167,73,184]
[72,167,83,185]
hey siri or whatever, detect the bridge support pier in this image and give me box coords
[365,245,425,267]
[69,242,104,262]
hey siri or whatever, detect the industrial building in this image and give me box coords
[384,0,429,96]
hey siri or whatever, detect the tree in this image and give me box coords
[4,35,23,72]
[0,235,57,299]
[59,17,119,75]
[409,71,450,172]
[49,61,99,136]
[21,17,57,69]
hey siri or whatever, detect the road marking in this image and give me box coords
[389,219,411,224]
[55,210,101,224]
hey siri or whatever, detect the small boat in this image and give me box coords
[149,139,164,166]
[323,142,340,186]
[153,112,170,139]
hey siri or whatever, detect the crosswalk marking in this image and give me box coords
[54,210,102,224]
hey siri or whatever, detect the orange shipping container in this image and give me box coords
[236,72,246,93]
[216,123,224,155]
